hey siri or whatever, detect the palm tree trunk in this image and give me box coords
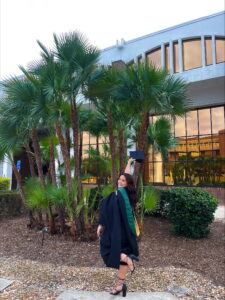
[31,130,45,187]
[119,128,126,174]
[12,163,26,202]
[107,112,118,187]
[65,128,71,159]
[96,135,99,154]
[71,101,82,200]
[11,162,37,226]
[49,138,66,234]
[49,138,57,186]
[48,206,57,234]
[25,143,36,178]
[55,121,73,195]
[134,111,149,187]
[24,143,37,227]
[79,131,83,171]
[71,100,84,235]
[96,135,100,187]
[31,130,45,226]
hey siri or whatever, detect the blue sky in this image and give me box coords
[0,0,224,79]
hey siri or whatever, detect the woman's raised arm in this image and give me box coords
[124,158,136,175]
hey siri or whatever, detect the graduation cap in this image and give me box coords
[129,151,144,163]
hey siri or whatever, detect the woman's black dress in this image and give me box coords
[98,190,139,269]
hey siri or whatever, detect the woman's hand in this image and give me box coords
[97,225,104,238]
[128,158,136,165]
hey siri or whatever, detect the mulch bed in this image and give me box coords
[0,215,224,288]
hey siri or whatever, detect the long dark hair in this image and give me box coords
[119,173,137,208]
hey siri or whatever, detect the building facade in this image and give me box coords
[97,11,225,186]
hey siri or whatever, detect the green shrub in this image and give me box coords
[0,191,25,218]
[163,188,218,238]
[150,188,169,218]
[0,178,10,191]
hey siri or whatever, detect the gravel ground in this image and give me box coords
[0,216,224,299]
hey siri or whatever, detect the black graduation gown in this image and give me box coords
[98,191,139,269]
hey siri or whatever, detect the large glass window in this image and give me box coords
[205,37,213,66]
[137,56,142,66]
[145,106,225,186]
[211,106,225,134]
[146,47,161,69]
[165,44,170,71]
[186,110,198,136]
[175,116,185,137]
[183,38,202,71]
[173,42,179,73]
[216,37,225,64]
[198,109,211,135]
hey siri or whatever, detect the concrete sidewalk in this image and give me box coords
[214,205,225,219]
[56,290,178,300]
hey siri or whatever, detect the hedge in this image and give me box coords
[0,191,26,219]
[0,178,10,191]
[159,188,218,238]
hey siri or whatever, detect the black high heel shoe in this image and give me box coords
[110,277,127,297]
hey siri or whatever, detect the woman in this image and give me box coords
[97,158,139,297]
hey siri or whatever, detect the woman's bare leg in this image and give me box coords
[118,264,128,280]
[120,253,134,272]
[110,256,129,294]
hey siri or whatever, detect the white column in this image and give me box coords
[169,40,174,74]
[178,38,183,73]
[0,162,3,177]
[161,43,165,69]
[2,159,8,177]
[212,35,216,65]
[201,35,206,67]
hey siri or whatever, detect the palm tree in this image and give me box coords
[85,110,108,154]
[147,116,177,161]
[115,62,190,185]
[84,66,123,186]
[0,74,55,226]
[0,108,37,226]
[53,31,100,210]
[30,33,100,234]
[26,53,74,197]
[1,75,47,187]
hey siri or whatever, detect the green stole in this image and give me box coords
[118,188,136,235]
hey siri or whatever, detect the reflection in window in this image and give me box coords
[82,145,89,159]
[146,47,161,69]
[216,37,225,63]
[145,106,225,186]
[211,107,225,134]
[154,162,163,183]
[198,109,211,135]
[205,37,212,66]
[175,117,185,137]
[186,111,198,136]
[83,132,90,145]
[165,44,170,71]
[183,38,202,71]
[186,137,200,156]
[199,135,213,156]
[173,42,179,73]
